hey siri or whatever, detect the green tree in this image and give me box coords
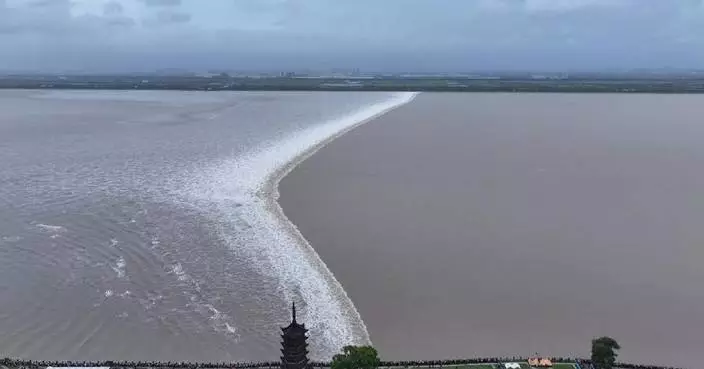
[331,345,380,369]
[591,336,621,369]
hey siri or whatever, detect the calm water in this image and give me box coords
[280,93,704,368]
[0,90,410,361]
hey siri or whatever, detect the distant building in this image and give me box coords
[281,303,309,369]
[530,74,568,80]
[320,80,363,88]
[195,72,220,78]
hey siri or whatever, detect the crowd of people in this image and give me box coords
[0,357,684,369]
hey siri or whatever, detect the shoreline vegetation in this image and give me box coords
[6,73,704,93]
[0,334,676,369]
[0,338,677,369]
[0,358,681,369]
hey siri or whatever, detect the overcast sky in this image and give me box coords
[1,0,704,73]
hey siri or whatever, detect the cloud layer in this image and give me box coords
[2,0,704,72]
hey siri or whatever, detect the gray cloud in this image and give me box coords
[106,17,136,27]
[103,1,124,15]
[27,0,54,7]
[140,10,190,26]
[141,0,181,6]
[2,0,704,73]
[0,0,74,35]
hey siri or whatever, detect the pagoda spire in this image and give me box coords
[281,302,309,369]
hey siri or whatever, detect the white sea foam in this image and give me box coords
[181,92,418,358]
[205,303,239,338]
[0,235,22,244]
[112,256,127,279]
[168,261,238,333]
[36,223,66,233]
[225,322,237,335]
[169,262,189,282]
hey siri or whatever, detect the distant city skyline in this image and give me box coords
[2,0,704,73]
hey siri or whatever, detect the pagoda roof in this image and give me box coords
[281,302,308,332]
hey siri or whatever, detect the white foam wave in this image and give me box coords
[205,303,239,338]
[167,262,239,334]
[36,223,66,233]
[112,256,127,279]
[0,235,22,244]
[181,92,418,358]
[169,262,190,282]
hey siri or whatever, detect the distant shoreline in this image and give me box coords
[7,87,704,93]
[5,75,704,93]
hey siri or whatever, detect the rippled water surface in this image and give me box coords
[0,90,408,361]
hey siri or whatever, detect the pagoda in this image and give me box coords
[281,302,309,369]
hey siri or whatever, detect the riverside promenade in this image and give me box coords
[0,357,686,369]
